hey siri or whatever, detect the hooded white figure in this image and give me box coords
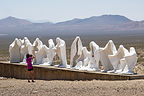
[42,39,56,65]
[120,47,138,74]
[114,46,132,74]
[19,39,24,45]
[75,47,90,70]
[87,41,100,71]
[108,45,127,73]
[9,38,22,63]
[99,40,117,72]
[33,38,43,51]
[55,37,67,68]
[20,37,32,62]
[70,36,83,68]
[35,45,48,64]
[31,38,43,64]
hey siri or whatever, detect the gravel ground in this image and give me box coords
[0,78,144,96]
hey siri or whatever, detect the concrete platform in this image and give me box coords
[0,62,144,80]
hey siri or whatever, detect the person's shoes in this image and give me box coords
[32,80,35,82]
[28,80,30,83]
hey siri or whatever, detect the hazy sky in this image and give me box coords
[0,0,144,22]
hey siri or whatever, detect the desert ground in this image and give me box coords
[0,78,144,96]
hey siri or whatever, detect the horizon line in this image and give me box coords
[0,14,143,23]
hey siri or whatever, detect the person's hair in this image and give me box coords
[29,55,32,57]
[26,54,30,59]
[26,54,32,59]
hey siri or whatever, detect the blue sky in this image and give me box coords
[0,0,144,22]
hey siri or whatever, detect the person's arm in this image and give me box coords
[32,55,35,59]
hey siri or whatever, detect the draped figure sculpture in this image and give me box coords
[42,39,56,65]
[108,45,127,73]
[55,37,67,68]
[35,45,48,64]
[9,36,138,74]
[120,47,137,74]
[9,38,22,63]
[70,36,83,68]
[20,37,32,62]
[75,47,90,70]
[87,41,100,71]
[31,38,43,64]
[99,40,117,72]
[33,38,43,51]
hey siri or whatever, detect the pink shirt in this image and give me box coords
[26,57,33,69]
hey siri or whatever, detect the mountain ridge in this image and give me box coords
[0,15,144,36]
[0,15,135,24]
[0,16,32,26]
[56,15,132,25]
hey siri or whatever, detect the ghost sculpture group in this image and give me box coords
[9,37,66,68]
[9,36,137,74]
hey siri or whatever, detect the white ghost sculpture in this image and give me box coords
[19,39,24,45]
[108,45,128,73]
[70,36,83,68]
[75,47,90,70]
[9,38,22,63]
[20,37,32,62]
[87,41,100,71]
[99,40,117,72]
[121,47,138,74]
[35,45,48,64]
[114,46,132,74]
[31,38,43,64]
[42,39,56,65]
[55,37,67,68]
[33,38,43,51]
[24,37,31,44]
[48,39,55,48]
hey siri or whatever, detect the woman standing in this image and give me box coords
[26,54,35,82]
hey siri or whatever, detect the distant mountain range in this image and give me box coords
[57,15,132,25]
[0,15,144,36]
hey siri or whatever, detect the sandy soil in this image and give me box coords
[0,78,144,96]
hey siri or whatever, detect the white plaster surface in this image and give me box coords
[70,36,83,67]
[99,40,117,72]
[55,37,67,68]
[9,38,22,63]
[9,37,138,74]
[87,41,100,71]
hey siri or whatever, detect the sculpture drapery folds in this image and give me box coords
[9,36,137,74]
